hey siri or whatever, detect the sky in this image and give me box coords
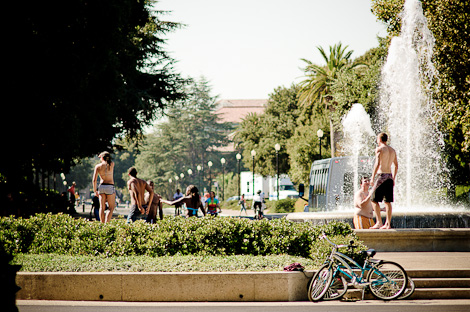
[156,0,387,100]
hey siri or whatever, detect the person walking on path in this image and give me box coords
[173,189,184,216]
[252,190,264,219]
[92,152,116,223]
[67,182,77,210]
[368,132,398,229]
[145,180,162,223]
[162,185,206,218]
[239,194,247,216]
[127,167,154,223]
[205,191,221,216]
[354,176,376,229]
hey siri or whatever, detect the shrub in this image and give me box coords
[272,198,296,213]
[0,213,366,263]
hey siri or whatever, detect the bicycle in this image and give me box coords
[307,233,409,302]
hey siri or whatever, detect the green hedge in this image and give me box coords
[272,198,296,213]
[0,213,367,262]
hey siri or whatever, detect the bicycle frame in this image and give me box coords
[322,234,402,291]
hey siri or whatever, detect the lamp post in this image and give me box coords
[251,150,256,199]
[220,158,226,201]
[208,161,213,192]
[197,165,202,190]
[169,178,172,198]
[236,153,241,198]
[275,143,281,201]
[317,129,324,159]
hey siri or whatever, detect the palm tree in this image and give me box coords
[298,42,358,157]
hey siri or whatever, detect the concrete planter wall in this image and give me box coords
[17,271,313,302]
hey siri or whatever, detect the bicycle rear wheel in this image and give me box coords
[367,261,408,300]
[323,273,348,301]
[398,277,415,300]
[307,264,333,302]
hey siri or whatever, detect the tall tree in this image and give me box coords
[298,42,360,156]
[3,0,186,206]
[134,78,233,195]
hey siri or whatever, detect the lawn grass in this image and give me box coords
[13,254,317,272]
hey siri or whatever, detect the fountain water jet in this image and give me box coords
[342,103,375,192]
[377,0,448,208]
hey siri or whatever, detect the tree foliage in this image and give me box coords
[3,0,187,205]
[235,85,302,178]
[134,78,234,196]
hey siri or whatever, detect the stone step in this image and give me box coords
[344,287,470,300]
[407,269,470,278]
[413,278,470,288]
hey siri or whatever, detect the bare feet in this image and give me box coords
[370,224,382,229]
[380,224,391,229]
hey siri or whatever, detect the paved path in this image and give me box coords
[16,300,470,312]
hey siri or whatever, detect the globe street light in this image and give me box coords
[220,157,226,201]
[236,153,241,198]
[251,150,256,199]
[275,143,281,201]
[317,129,324,159]
[208,161,213,192]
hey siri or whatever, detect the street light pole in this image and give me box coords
[236,153,241,198]
[251,150,256,199]
[208,161,213,192]
[317,129,324,159]
[220,158,226,201]
[275,143,281,201]
[197,165,202,189]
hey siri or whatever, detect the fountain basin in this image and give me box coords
[355,228,470,252]
[286,211,470,228]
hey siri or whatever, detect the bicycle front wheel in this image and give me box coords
[307,264,333,302]
[367,261,408,300]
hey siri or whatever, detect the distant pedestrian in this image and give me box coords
[127,167,154,223]
[205,191,221,216]
[92,151,116,223]
[173,189,184,216]
[67,182,76,209]
[145,180,163,223]
[253,190,264,219]
[239,194,247,216]
[162,185,206,218]
[91,195,100,221]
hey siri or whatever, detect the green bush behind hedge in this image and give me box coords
[0,213,367,263]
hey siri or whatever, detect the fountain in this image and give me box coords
[377,0,448,208]
[342,103,375,192]
[288,0,469,230]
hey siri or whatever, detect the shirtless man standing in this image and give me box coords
[369,133,398,229]
[127,167,154,223]
[353,176,375,229]
[92,152,116,223]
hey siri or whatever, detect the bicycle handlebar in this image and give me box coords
[320,232,355,249]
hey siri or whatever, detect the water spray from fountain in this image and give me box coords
[377,0,448,208]
[342,103,375,192]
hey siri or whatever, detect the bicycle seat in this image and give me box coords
[361,249,376,258]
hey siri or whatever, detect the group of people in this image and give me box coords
[92,151,223,222]
[91,132,397,227]
[353,132,398,230]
